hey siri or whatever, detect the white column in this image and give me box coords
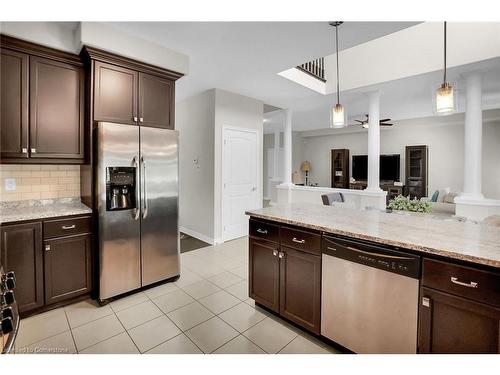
[281,109,293,186]
[461,73,483,200]
[273,129,280,180]
[366,91,382,192]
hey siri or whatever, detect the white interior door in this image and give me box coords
[223,127,259,241]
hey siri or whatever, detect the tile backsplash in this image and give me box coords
[0,165,80,202]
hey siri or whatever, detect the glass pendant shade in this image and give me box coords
[436,82,455,114]
[330,103,346,128]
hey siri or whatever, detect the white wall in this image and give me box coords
[214,89,264,243]
[178,88,264,244]
[176,90,215,243]
[0,22,78,52]
[324,22,500,94]
[0,22,189,75]
[78,23,189,75]
[301,117,500,199]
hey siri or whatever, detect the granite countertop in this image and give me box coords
[0,198,92,224]
[246,203,500,269]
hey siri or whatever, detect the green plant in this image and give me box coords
[387,195,432,213]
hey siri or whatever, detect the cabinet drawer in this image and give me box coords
[43,216,91,239]
[249,219,280,243]
[281,226,321,255]
[422,258,500,307]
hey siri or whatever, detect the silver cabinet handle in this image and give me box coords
[292,237,305,244]
[132,156,140,220]
[278,252,285,259]
[326,246,337,252]
[133,116,138,122]
[139,117,144,123]
[422,297,430,307]
[22,148,28,154]
[45,245,51,252]
[272,250,278,257]
[256,228,268,234]
[450,277,478,288]
[31,148,37,154]
[61,225,75,230]
[141,156,148,219]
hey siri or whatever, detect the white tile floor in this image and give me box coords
[14,236,338,354]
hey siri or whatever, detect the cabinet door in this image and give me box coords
[419,287,500,353]
[279,246,321,334]
[249,238,280,313]
[1,48,29,160]
[94,61,138,125]
[138,72,174,129]
[44,234,92,305]
[0,222,43,313]
[29,56,84,159]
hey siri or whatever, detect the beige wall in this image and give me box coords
[0,165,80,202]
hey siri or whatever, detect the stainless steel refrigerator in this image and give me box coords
[96,122,179,301]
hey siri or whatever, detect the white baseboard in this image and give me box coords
[179,226,215,245]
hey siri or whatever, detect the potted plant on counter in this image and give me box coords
[387,195,432,213]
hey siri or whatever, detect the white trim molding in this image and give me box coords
[179,226,215,246]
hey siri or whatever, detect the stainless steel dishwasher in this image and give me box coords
[321,235,421,354]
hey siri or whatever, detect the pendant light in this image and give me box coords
[436,22,455,114]
[330,21,346,128]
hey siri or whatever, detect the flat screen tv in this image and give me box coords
[352,154,400,181]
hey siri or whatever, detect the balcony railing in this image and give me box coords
[296,57,326,82]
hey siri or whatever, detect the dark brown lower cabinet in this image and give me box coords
[249,238,280,313]
[280,246,321,334]
[44,234,92,305]
[0,222,44,313]
[418,287,500,353]
[248,234,321,335]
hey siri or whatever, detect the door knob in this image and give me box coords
[272,250,278,257]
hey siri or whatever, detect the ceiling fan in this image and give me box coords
[353,114,393,129]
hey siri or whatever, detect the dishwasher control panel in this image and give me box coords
[322,235,421,279]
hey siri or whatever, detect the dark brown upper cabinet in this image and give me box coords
[29,56,84,160]
[139,72,174,129]
[0,35,85,164]
[82,46,182,130]
[0,222,44,313]
[94,61,138,125]
[0,48,29,160]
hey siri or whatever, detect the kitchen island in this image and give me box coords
[245,203,500,354]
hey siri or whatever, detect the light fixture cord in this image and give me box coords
[443,21,447,84]
[336,24,340,104]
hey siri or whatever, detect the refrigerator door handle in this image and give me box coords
[141,156,148,219]
[132,156,140,220]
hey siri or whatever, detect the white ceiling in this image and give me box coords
[103,22,500,133]
[104,24,417,102]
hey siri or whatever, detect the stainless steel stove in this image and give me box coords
[1,266,19,354]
